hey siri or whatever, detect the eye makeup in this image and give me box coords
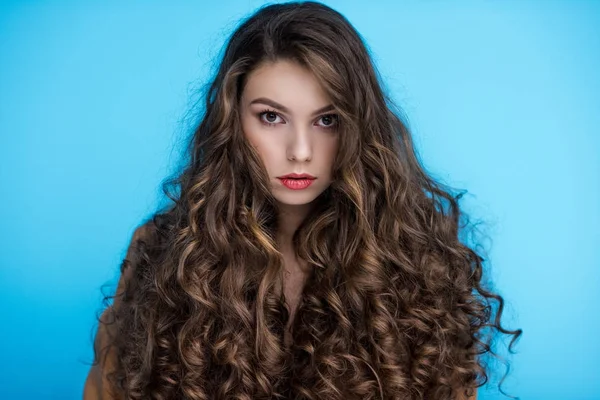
[257,108,339,129]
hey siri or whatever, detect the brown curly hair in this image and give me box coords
[87,1,522,399]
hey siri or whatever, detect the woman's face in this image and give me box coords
[240,59,340,207]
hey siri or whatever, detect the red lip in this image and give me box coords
[277,173,316,179]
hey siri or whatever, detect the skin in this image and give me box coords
[82,60,477,399]
[83,225,142,400]
[239,59,340,243]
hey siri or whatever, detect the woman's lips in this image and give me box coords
[278,177,315,190]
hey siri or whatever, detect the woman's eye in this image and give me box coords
[258,110,339,129]
[317,114,339,129]
[259,111,283,125]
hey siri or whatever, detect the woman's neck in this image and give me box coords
[275,202,312,249]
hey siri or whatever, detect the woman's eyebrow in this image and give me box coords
[249,97,335,116]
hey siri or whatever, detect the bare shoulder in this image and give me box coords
[457,388,478,400]
[130,220,154,244]
[83,222,152,399]
[83,305,122,399]
[125,221,154,265]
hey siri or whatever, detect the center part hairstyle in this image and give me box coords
[93,2,522,399]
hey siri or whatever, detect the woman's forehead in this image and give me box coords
[242,60,333,114]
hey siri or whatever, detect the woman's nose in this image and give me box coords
[287,127,312,162]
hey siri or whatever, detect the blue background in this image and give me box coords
[1,1,598,399]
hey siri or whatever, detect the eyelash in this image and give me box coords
[257,108,339,129]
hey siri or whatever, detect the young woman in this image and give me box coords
[84,1,521,399]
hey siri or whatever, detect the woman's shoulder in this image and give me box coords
[114,222,152,300]
[125,222,153,266]
[125,221,155,263]
[83,222,156,399]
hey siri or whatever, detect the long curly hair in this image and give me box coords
[91,1,522,399]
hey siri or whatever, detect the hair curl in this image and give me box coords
[91,2,522,399]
